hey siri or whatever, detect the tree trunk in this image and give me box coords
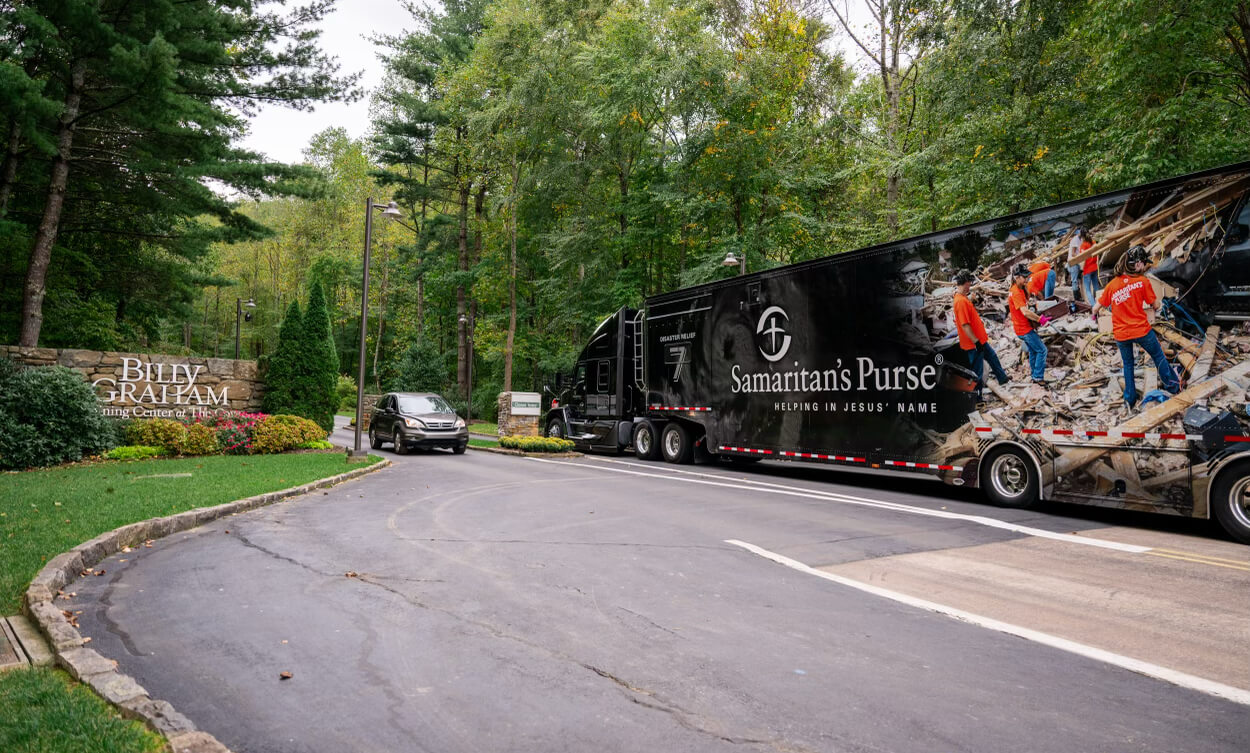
[19,61,86,346]
[504,162,520,393]
[455,168,469,394]
[0,119,22,218]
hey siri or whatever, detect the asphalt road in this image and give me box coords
[68,434,1250,753]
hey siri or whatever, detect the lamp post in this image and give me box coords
[352,198,402,457]
[722,250,745,275]
[458,313,474,427]
[234,297,256,359]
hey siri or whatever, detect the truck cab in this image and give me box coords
[545,307,641,452]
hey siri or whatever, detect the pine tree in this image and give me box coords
[297,283,338,433]
[262,301,303,415]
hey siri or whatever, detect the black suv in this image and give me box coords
[368,392,469,455]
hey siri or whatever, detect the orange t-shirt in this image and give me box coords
[1027,261,1051,296]
[952,292,988,350]
[1080,241,1098,275]
[1008,285,1033,336]
[1098,274,1156,341]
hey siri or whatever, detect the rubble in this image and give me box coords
[916,171,1250,510]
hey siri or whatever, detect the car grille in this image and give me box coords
[426,420,456,429]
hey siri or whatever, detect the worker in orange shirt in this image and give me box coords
[1010,264,1051,384]
[952,269,1009,396]
[1079,232,1099,305]
[1027,259,1055,299]
[1091,245,1180,409]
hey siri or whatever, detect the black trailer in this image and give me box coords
[544,160,1250,544]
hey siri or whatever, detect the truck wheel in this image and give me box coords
[633,421,660,460]
[980,445,1038,508]
[546,418,567,439]
[1210,459,1250,545]
[661,423,693,464]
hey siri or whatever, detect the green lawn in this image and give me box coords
[469,422,498,435]
[0,667,164,753]
[0,453,380,615]
[468,438,500,448]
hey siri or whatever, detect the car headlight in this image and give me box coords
[403,417,425,428]
[454,417,466,429]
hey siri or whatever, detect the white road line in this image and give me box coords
[530,456,1149,554]
[725,539,1250,707]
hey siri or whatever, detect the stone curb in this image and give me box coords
[22,456,391,753]
[468,444,582,459]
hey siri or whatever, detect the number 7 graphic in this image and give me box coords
[665,343,690,383]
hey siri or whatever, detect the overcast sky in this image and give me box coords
[239,1,868,166]
[237,0,416,165]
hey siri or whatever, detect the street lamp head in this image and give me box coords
[379,201,402,220]
[458,314,468,325]
[722,251,739,267]
[245,298,256,308]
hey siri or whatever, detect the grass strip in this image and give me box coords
[468,422,499,435]
[0,453,380,615]
[468,438,500,448]
[0,666,164,753]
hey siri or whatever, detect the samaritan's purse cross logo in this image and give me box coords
[756,305,791,362]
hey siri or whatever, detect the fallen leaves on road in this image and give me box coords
[345,571,358,578]
[279,671,293,680]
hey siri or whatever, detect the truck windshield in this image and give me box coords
[397,396,454,415]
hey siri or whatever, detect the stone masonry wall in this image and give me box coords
[496,393,540,437]
[1,346,265,415]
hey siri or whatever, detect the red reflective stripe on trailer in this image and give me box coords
[1086,431,1108,437]
[1022,428,1042,435]
[1051,429,1074,435]
[974,426,994,432]
[1225,436,1250,443]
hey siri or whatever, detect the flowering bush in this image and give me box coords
[200,411,266,455]
[252,414,326,454]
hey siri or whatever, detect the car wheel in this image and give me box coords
[546,417,567,439]
[453,444,467,455]
[660,423,693,464]
[393,431,409,455]
[369,427,382,450]
[1211,458,1250,545]
[981,445,1039,508]
[633,421,660,460]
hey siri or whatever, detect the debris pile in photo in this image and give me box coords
[921,172,1250,504]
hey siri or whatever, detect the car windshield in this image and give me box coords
[396,395,454,415]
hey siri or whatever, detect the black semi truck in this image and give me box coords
[543,160,1250,544]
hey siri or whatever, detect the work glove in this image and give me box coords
[1038,315,1051,327]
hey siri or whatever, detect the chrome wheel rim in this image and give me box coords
[549,422,563,439]
[636,427,652,455]
[990,453,1029,499]
[663,429,681,458]
[1229,478,1250,529]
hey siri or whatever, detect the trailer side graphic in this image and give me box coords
[545,161,1250,544]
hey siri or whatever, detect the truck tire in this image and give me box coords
[369,427,382,450]
[980,445,1038,508]
[633,421,661,460]
[661,423,693,464]
[1210,458,1250,545]
[546,417,567,439]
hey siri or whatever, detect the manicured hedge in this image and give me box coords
[104,445,164,460]
[0,362,116,470]
[499,435,575,453]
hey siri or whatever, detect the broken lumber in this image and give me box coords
[1190,325,1220,382]
[1051,356,1250,479]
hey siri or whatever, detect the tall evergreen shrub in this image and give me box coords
[263,300,302,415]
[297,283,338,433]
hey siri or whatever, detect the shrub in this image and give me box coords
[297,283,339,433]
[182,423,220,455]
[391,337,445,393]
[336,375,357,411]
[0,363,116,470]
[201,411,266,455]
[252,414,326,454]
[105,445,164,460]
[127,418,188,455]
[295,439,335,450]
[263,300,302,415]
[499,435,574,453]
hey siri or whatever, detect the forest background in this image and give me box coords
[2,0,1248,419]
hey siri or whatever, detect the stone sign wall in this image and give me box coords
[1,346,265,419]
[497,391,541,437]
